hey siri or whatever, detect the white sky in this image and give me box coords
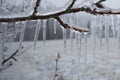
[103,0,120,9]
[14,0,120,9]
[51,0,120,9]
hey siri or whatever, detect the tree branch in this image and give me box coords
[55,17,89,32]
[2,49,19,65]
[95,0,106,5]
[53,52,61,80]
[1,6,120,23]
[0,0,120,33]
[32,0,41,16]
[0,7,92,22]
[95,0,106,8]
[66,0,77,11]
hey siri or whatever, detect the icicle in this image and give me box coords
[14,22,20,38]
[84,32,88,67]
[104,15,110,51]
[1,25,4,61]
[70,28,74,52]
[98,15,103,46]
[43,20,47,45]
[6,23,16,42]
[0,22,7,62]
[1,23,8,60]
[117,16,120,48]
[75,31,79,51]
[62,27,67,52]
[111,15,116,39]
[84,32,88,54]
[69,14,74,52]
[0,29,3,66]
[19,21,26,53]
[34,20,41,50]
[78,33,82,64]
[54,19,57,34]
[113,15,118,39]
[91,16,97,63]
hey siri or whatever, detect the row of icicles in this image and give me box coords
[0,14,120,61]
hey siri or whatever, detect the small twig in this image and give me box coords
[95,0,106,5]
[0,45,32,72]
[2,46,24,65]
[53,52,61,80]
[95,0,106,8]
[32,0,41,16]
[2,49,19,65]
[66,0,77,11]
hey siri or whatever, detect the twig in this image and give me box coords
[2,49,19,65]
[32,0,41,16]
[53,52,61,80]
[55,17,89,32]
[1,46,24,65]
[66,0,77,11]
[0,45,31,72]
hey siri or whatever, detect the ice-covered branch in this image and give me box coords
[0,0,120,33]
[0,6,120,22]
[55,16,89,32]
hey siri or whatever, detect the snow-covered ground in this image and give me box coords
[0,38,120,80]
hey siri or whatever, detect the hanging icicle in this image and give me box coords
[43,20,47,45]
[111,15,116,39]
[62,27,67,52]
[54,19,57,35]
[1,23,5,61]
[0,27,3,67]
[14,22,20,38]
[75,32,79,46]
[115,15,120,44]
[19,21,26,53]
[83,32,88,67]
[91,15,97,63]
[70,28,74,52]
[118,16,120,47]
[34,20,41,50]
[113,15,119,39]
[104,15,110,51]
[84,32,88,54]
[1,22,8,61]
[78,32,82,64]
[69,14,74,52]
[98,15,103,46]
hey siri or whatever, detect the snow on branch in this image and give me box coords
[0,0,120,32]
